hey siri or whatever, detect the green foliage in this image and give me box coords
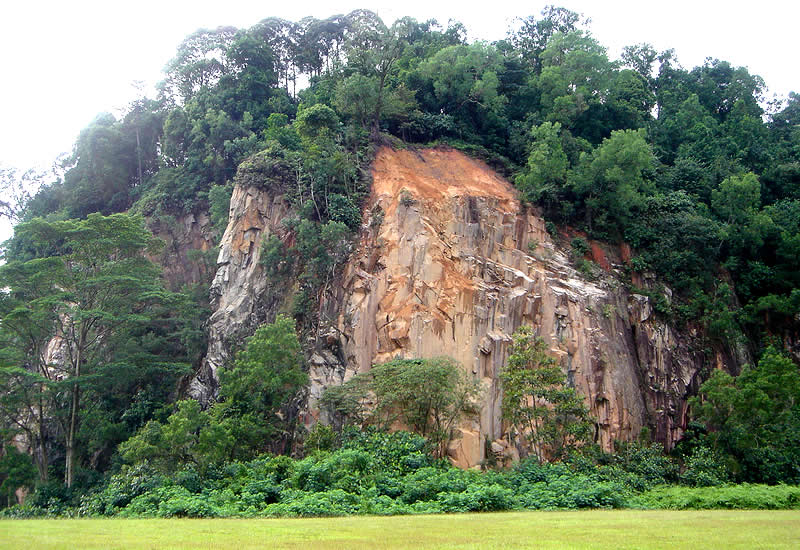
[679,446,730,487]
[633,484,800,510]
[501,326,592,461]
[121,315,307,472]
[399,189,416,207]
[570,128,655,238]
[0,446,37,507]
[570,236,590,258]
[10,425,800,518]
[207,183,233,236]
[690,346,800,483]
[515,121,568,206]
[118,400,232,474]
[413,43,508,148]
[0,213,184,488]
[220,314,307,434]
[304,423,338,453]
[260,234,293,280]
[321,358,482,457]
[295,104,340,139]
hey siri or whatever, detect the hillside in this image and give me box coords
[1,7,798,510]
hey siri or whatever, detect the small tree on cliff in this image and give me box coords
[320,357,482,457]
[500,326,592,461]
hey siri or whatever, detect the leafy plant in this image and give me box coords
[501,326,592,461]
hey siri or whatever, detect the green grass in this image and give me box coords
[2,510,799,549]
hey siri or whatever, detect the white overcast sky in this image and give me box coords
[0,0,798,171]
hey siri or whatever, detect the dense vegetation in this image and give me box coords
[3,426,800,518]
[1,6,799,515]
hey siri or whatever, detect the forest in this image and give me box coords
[1,6,799,517]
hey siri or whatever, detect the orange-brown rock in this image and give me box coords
[195,146,737,467]
[149,211,216,290]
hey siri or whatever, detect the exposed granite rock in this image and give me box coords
[194,146,737,467]
[148,211,216,291]
[187,185,294,405]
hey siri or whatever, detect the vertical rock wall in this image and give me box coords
[187,185,294,404]
[196,146,729,466]
[148,211,217,291]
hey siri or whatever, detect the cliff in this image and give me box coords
[148,211,217,291]
[187,185,295,404]
[190,146,729,467]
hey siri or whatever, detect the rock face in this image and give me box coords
[196,146,729,466]
[187,185,294,405]
[148,211,217,290]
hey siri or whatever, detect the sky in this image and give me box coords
[0,0,798,241]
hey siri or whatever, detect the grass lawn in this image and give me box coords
[2,510,799,549]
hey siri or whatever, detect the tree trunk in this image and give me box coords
[65,383,79,488]
[65,341,82,488]
[36,394,48,482]
[135,127,143,188]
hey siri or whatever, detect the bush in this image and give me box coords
[304,423,339,453]
[437,484,514,512]
[265,489,360,517]
[516,475,628,510]
[291,449,375,493]
[571,237,590,257]
[341,428,433,474]
[79,463,166,516]
[679,446,730,487]
[634,484,800,510]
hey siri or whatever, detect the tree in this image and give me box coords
[118,399,233,474]
[515,121,568,208]
[321,357,482,457]
[2,213,171,487]
[509,7,585,74]
[161,26,239,103]
[711,172,761,226]
[0,255,66,481]
[218,315,308,446]
[621,43,659,85]
[414,43,508,147]
[0,166,41,222]
[570,128,654,237]
[0,445,37,507]
[500,326,592,461]
[121,315,308,470]
[690,346,800,483]
[337,12,412,136]
[334,74,415,136]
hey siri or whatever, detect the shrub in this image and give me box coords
[341,428,433,474]
[516,476,627,510]
[79,463,166,516]
[265,489,360,517]
[437,484,514,512]
[679,446,730,487]
[399,189,416,207]
[291,449,375,493]
[304,423,339,453]
[400,467,471,504]
[634,484,800,510]
[571,237,590,257]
